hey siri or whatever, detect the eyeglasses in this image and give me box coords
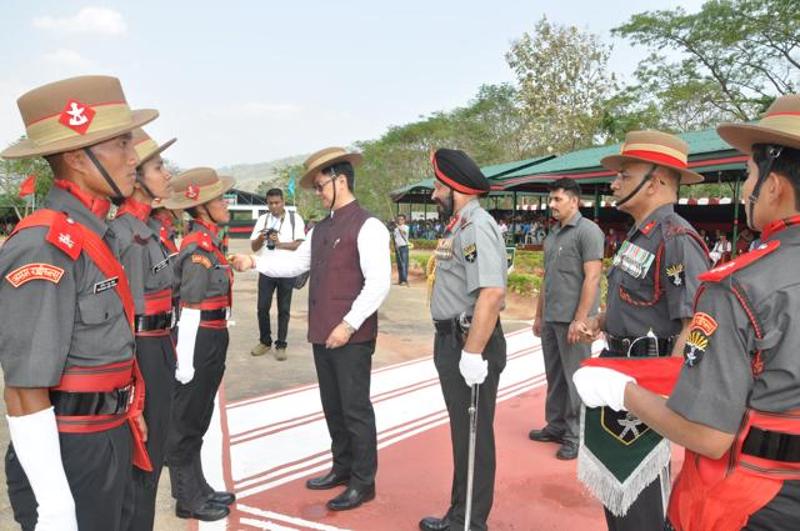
[313,176,336,193]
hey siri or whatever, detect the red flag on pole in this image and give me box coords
[18,174,36,198]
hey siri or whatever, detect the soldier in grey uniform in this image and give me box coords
[530,177,604,460]
[419,149,507,531]
[164,168,237,521]
[111,128,177,530]
[0,76,155,531]
[574,94,800,530]
[575,131,710,530]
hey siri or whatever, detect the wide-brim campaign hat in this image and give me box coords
[1,75,158,159]
[601,130,704,185]
[132,128,176,167]
[717,94,800,154]
[163,167,235,210]
[299,147,363,189]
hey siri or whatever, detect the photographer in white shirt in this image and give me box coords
[249,188,305,360]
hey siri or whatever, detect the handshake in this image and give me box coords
[532,314,605,345]
[227,254,256,272]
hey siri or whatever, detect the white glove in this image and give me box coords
[175,308,200,384]
[572,367,635,411]
[459,350,488,387]
[7,407,78,531]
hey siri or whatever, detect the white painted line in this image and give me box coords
[238,504,351,531]
[240,517,299,530]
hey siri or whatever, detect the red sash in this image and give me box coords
[10,210,152,472]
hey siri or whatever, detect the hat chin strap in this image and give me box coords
[614,165,656,208]
[83,147,125,204]
[747,145,783,231]
[135,169,157,200]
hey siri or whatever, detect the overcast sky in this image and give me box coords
[0,0,706,168]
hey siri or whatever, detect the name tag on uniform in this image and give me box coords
[93,276,119,294]
[152,258,170,274]
[613,241,655,279]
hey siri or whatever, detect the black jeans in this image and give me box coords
[395,245,409,283]
[313,340,378,489]
[257,274,294,348]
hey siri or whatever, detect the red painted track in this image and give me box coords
[225,385,608,530]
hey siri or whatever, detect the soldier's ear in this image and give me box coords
[60,149,89,175]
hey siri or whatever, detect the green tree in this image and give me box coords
[0,144,55,220]
[506,16,618,153]
[613,0,800,129]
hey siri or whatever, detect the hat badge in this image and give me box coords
[58,99,95,135]
[185,183,200,200]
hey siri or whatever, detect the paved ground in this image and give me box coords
[0,239,536,530]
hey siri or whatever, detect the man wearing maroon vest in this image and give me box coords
[232,147,391,511]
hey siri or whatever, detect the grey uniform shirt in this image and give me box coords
[605,204,709,339]
[175,222,231,306]
[668,224,800,433]
[542,212,605,323]
[0,186,135,387]
[111,207,175,315]
[431,200,507,320]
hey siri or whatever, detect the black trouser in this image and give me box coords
[604,471,667,531]
[257,274,294,348]
[312,340,377,489]
[434,321,507,531]
[167,326,228,474]
[6,423,133,531]
[126,334,176,530]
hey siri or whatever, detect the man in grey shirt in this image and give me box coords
[530,178,604,460]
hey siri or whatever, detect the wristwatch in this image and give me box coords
[341,321,356,335]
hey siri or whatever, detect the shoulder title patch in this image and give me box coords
[5,263,65,288]
[192,254,213,269]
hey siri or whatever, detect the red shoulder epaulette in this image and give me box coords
[699,240,780,283]
[180,231,214,253]
[9,210,84,260]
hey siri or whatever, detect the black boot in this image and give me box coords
[193,452,236,506]
[173,463,230,521]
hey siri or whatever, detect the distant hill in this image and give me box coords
[217,154,307,193]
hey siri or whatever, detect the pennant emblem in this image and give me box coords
[58,99,95,135]
[601,408,651,445]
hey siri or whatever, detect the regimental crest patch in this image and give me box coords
[58,99,95,135]
[684,329,709,367]
[601,408,651,445]
[5,263,65,288]
[463,243,477,263]
[666,263,685,286]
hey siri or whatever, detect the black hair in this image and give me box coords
[185,206,200,219]
[266,188,283,199]
[324,162,355,191]
[753,144,800,210]
[548,177,581,198]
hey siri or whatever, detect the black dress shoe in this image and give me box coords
[207,490,236,506]
[528,427,563,443]
[175,500,230,521]
[556,441,578,460]
[419,515,451,530]
[306,471,350,490]
[326,484,375,511]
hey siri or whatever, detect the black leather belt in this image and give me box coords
[201,309,228,321]
[742,427,800,463]
[433,315,472,335]
[134,311,173,332]
[50,387,131,416]
[606,334,674,357]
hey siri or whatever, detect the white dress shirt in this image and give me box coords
[253,215,391,330]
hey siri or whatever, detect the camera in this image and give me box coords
[264,228,278,250]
